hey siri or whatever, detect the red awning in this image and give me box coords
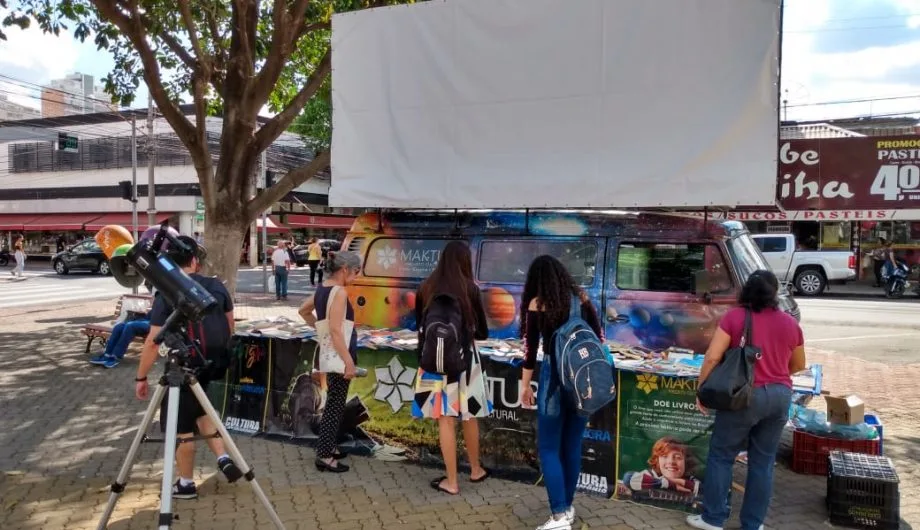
[285,214,356,230]
[0,214,42,231]
[83,212,174,232]
[255,216,287,234]
[23,214,100,231]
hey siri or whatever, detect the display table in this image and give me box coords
[207,329,821,514]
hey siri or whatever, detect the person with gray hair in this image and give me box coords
[297,250,363,472]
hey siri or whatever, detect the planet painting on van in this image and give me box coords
[484,287,517,329]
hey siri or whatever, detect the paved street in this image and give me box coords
[0,267,127,310]
[0,293,917,529]
[237,266,318,296]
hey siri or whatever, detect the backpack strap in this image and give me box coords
[570,293,582,319]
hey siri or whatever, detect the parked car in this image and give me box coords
[291,239,341,267]
[52,239,111,275]
[338,210,800,356]
[752,233,856,296]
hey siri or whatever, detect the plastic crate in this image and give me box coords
[791,430,880,475]
[864,414,884,455]
[827,451,899,529]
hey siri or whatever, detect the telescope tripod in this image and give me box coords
[96,356,285,530]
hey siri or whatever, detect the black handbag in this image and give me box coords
[697,310,761,411]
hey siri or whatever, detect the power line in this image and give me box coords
[786,94,920,108]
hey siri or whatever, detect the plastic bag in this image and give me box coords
[789,403,878,440]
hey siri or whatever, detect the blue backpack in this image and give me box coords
[553,295,616,417]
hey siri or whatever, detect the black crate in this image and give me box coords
[827,451,900,530]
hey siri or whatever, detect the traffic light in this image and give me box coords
[118,180,135,202]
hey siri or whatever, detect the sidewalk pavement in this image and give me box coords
[0,295,915,529]
[821,279,920,300]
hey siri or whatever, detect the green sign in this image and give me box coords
[614,371,713,513]
[57,133,78,153]
[195,200,205,212]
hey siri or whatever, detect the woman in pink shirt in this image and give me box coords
[687,270,806,530]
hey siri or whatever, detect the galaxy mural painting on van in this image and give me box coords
[342,210,746,357]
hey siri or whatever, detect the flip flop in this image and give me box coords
[470,467,492,483]
[429,477,458,495]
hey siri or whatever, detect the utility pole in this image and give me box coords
[146,93,156,227]
[261,150,269,294]
[131,113,139,295]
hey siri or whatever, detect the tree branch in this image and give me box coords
[246,149,330,217]
[91,0,199,155]
[203,2,227,70]
[177,0,210,73]
[252,49,331,152]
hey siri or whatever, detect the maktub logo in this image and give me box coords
[636,374,658,394]
[376,245,398,270]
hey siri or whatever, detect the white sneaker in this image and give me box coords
[686,514,723,530]
[565,506,575,525]
[536,515,572,530]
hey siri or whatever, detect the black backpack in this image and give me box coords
[419,294,466,377]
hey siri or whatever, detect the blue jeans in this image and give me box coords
[702,384,793,530]
[536,356,589,514]
[104,320,151,359]
[274,266,288,297]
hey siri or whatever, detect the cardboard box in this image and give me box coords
[825,395,865,426]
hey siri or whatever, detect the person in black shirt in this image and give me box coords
[412,241,491,495]
[520,255,603,530]
[134,236,242,499]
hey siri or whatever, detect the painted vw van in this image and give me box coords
[340,210,799,353]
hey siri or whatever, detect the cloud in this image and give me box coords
[0,21,81,84]
[783,0,920,121]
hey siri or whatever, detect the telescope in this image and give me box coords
[126,223,216,323]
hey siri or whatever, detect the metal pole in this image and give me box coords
[131,113,139,295]
[147,94,156,227]
[261,151,268,294]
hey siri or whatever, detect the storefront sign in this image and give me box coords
[692,209,920,221]
[780,136,920,210]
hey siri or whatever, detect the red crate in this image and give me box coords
[792,430,881,475]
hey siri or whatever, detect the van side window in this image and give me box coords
[363,238,452,279]
[479,240,598,285]
[616,243,732,293]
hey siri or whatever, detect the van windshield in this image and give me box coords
[727,233,772,282]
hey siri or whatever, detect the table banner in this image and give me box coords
[614,370,713,513]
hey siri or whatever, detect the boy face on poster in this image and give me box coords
[655,444,687,483]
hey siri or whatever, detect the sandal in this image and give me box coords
[429,476,459,495]
[470,467,491,483]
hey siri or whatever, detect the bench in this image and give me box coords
[81,294,154,354]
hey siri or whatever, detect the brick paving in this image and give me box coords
[0,295,915,529]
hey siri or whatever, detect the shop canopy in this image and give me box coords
[83,212,173,232]
[255,216,287,234]
[0,214,42,231]
[23,213,99,231]
[284,214,355,230]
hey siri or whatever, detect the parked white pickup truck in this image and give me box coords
[752,234,856,296]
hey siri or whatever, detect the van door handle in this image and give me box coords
[607,314,630,324]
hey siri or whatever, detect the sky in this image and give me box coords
[1,0,920,122]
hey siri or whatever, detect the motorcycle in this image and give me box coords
[882,261,911,299]
[0,249,9,267]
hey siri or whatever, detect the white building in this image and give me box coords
[41,73,118,118]
[0,106,342,254]
[0,95,40,122]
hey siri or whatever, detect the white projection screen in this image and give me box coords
[330,0,781,209]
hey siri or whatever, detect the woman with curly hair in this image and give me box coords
[520,255,603,530]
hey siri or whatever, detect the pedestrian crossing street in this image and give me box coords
[0,270,126,310]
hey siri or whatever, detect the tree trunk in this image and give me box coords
[202,162,251,297]
[204,213,247,297]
